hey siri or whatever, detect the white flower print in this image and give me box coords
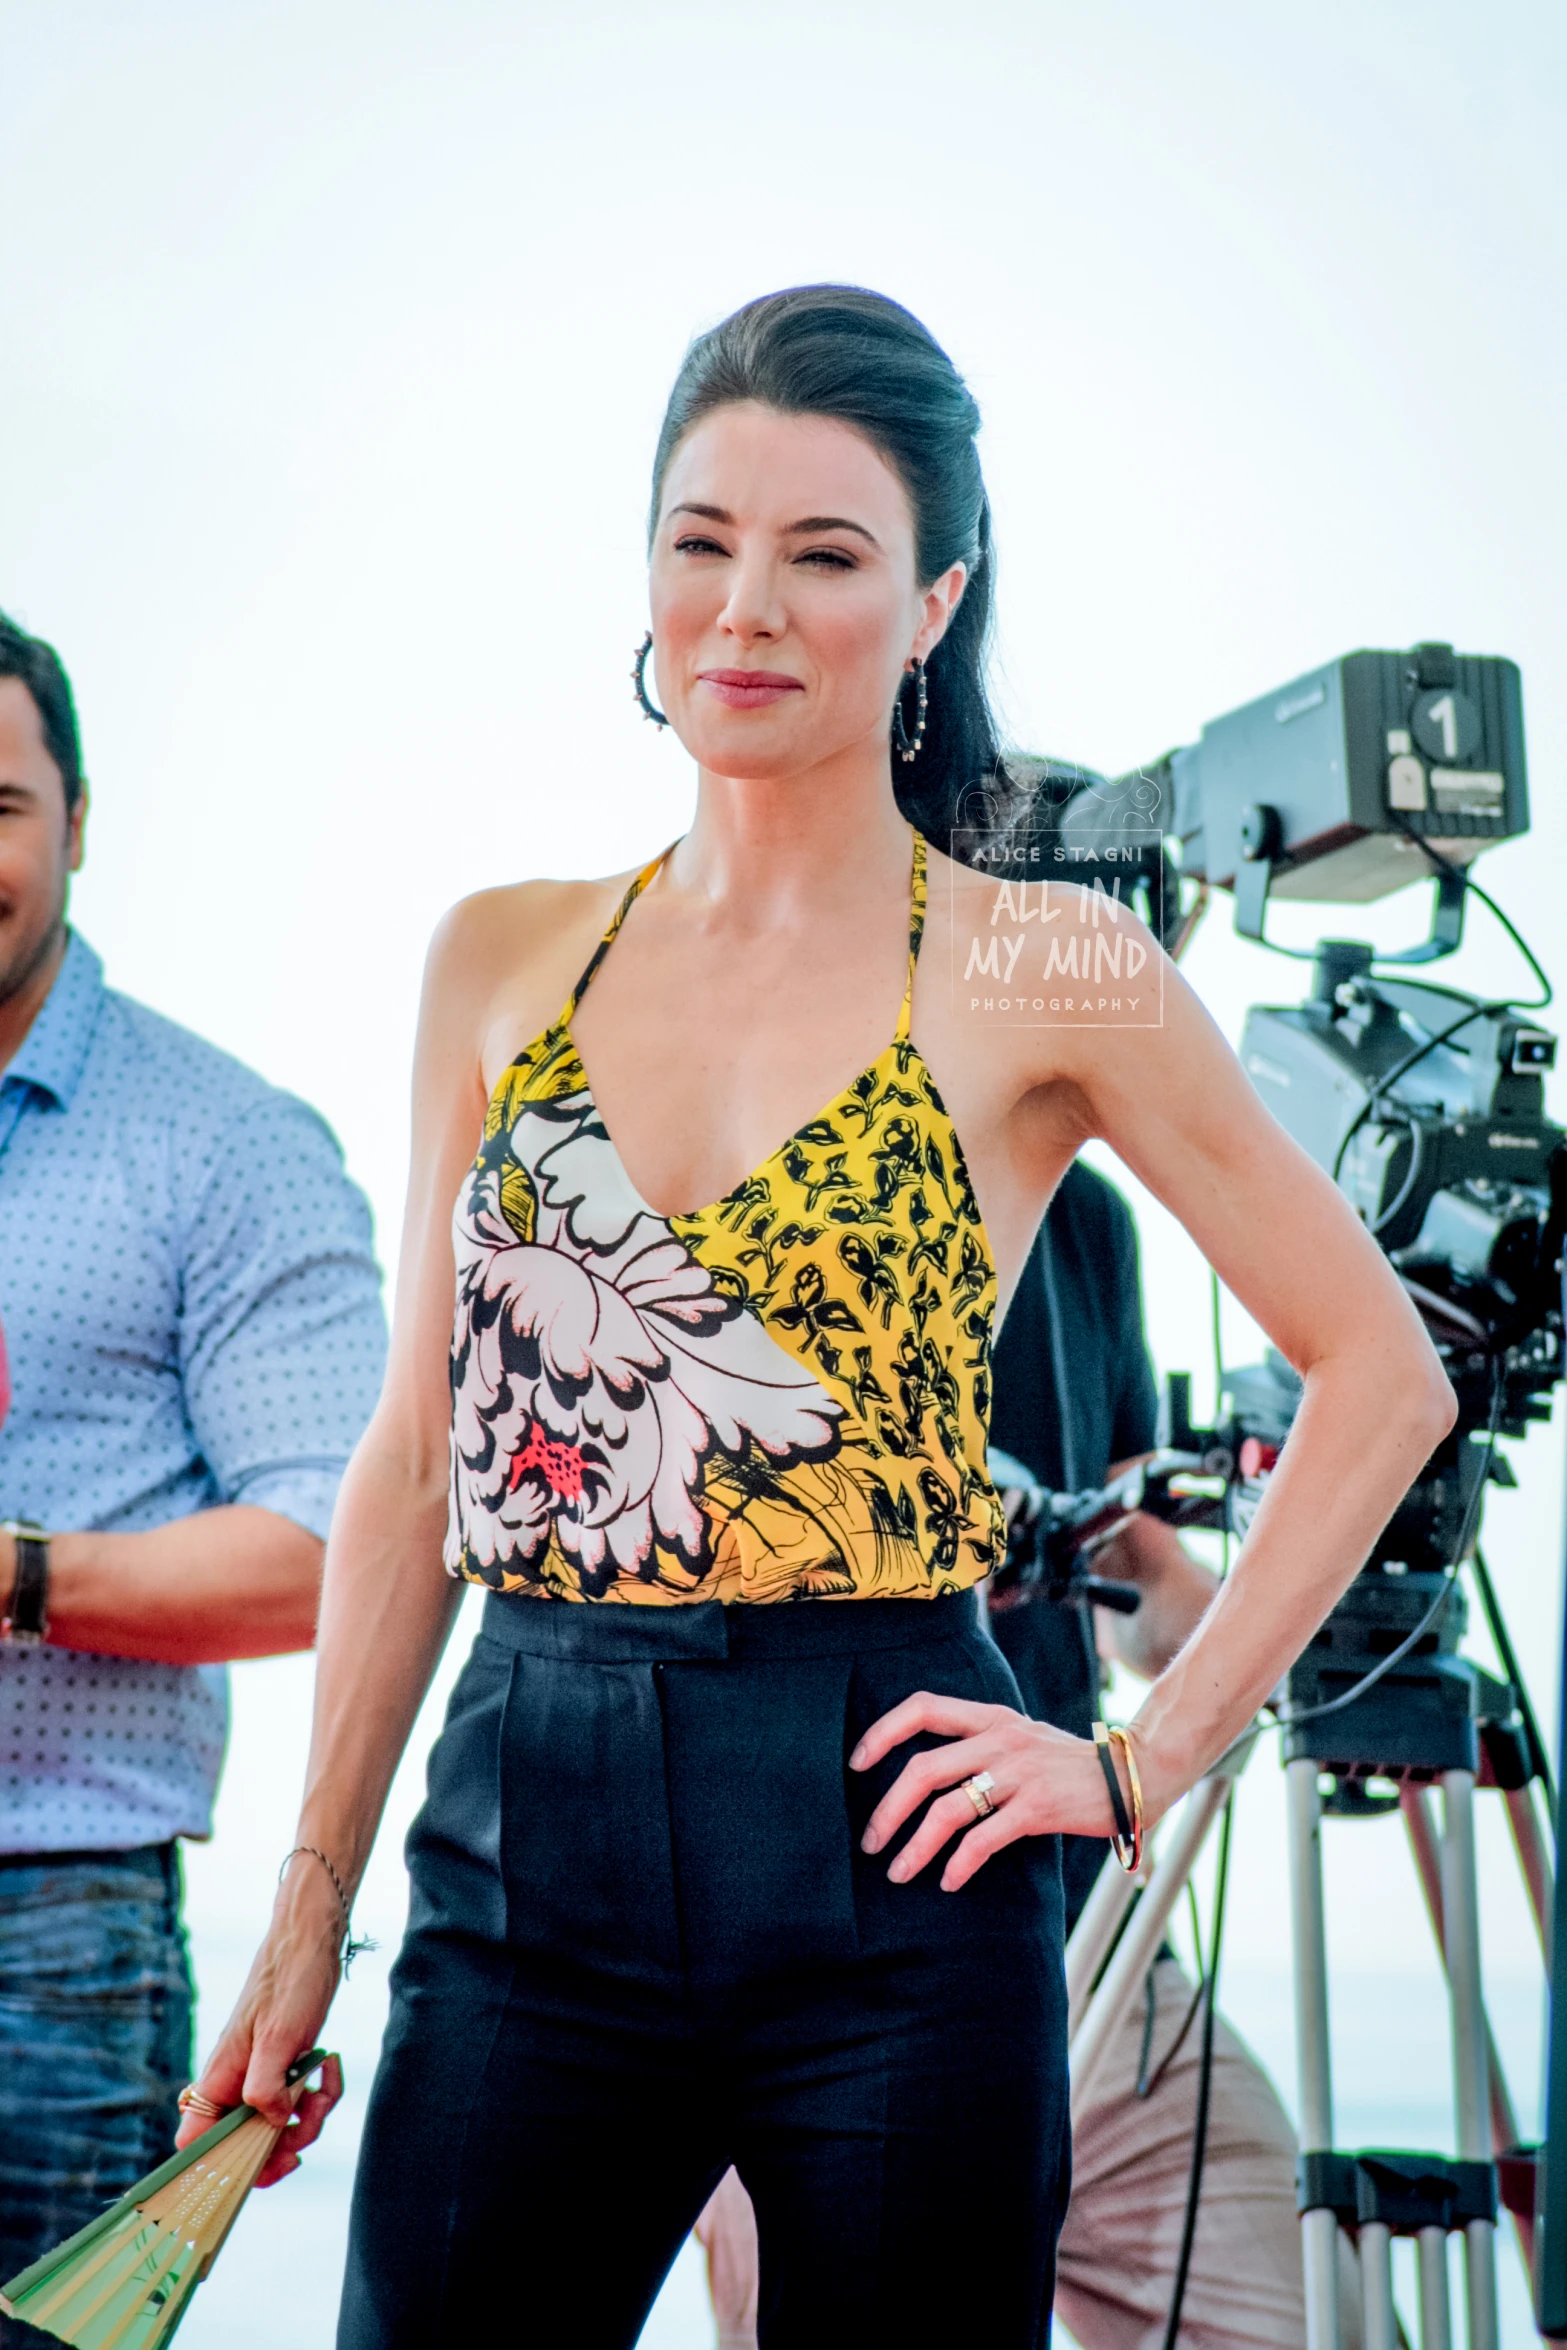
[446,1093,841,1595]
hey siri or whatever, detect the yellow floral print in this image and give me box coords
[444,834,1004,1604]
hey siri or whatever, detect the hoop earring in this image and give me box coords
[631,631,668,729]
[891,658,928,764]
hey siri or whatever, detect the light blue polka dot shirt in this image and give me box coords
[0,932,387,1852]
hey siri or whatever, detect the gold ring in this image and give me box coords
[961,1771,997,1820]
[177,2086,226,2119]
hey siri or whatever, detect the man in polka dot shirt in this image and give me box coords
[0,611,387,2325]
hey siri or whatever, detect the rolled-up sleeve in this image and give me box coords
[176,1093,388,1537]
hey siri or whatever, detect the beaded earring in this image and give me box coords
[631,631,668,729]
[891,658,928,763]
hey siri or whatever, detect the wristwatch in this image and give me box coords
[1,1521,51,1645]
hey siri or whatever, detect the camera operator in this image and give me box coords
[696,1159,1358,2350]
[0,611,386,2339]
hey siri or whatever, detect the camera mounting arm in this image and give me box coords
[1235,799,1468,962]
[1162,641,1522,965]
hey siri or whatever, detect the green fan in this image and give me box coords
[0,2050,330,2348]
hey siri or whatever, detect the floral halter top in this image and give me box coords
[445,831,1004,1605]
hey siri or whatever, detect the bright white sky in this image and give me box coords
[3,6,1564,2339]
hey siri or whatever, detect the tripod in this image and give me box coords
[1283,1581,1553,2350]
[1065,1644,1553,2348]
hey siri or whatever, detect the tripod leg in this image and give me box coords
[1358,2220,1398,2350]
[1440,1769,1500,2350]
[1065,1848,1141,2037]
[1069,1773,1229,2102]
[1288,1757,1346,2350]
[1501,1782,1554,1966]
[1401,1785,1533,2273]
[1416,2227,1453,2350]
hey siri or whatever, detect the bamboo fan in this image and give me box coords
[0,2049,329,2349]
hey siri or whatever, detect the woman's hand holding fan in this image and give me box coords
[175,1854,348,2187]
[2,2050,339,2347]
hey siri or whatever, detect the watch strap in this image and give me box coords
[2,1521,50,1644]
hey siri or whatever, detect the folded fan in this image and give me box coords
[0,2049,329,2348]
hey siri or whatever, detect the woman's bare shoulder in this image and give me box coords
[435,870,637,964]
[422,867,647,1078]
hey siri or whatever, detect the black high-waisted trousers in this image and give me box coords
[338,1589,1070,2349]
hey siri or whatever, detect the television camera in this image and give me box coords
[1118,647,1560,1785]
[1013,642,1565,2348]
[1001,644,1562,1753]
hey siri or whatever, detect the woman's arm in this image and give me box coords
[856,941,1457,1887]
[1090,1504,1221,1683]
[175,898,511,2172]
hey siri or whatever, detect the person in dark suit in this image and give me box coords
[988,1159,1216,1927]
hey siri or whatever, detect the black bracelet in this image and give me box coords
[1,1522,50,1645]
[1092,1720,1137,1866]
[279,1845,378,1973]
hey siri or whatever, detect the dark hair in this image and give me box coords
[0,610,83,812]
[649,285,1020,849]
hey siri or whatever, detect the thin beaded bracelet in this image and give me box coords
[279,1845,378,1972]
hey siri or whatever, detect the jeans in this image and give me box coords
[340,1590,1070,2350]
[0,1846,192,2349]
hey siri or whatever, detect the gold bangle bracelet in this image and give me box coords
[1107,1725,1144,1871]
[1092,1720,1139,1872]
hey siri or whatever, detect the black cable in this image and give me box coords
[1448,872,1552,1006]
[1137,1883,1208,2101]
[1368,1114,1425,1239]
[1325,818,1552,1193]
[1193,1306,1512,1767]
[1135,1965,1158,2098]
[1279,1362,1504,1731]
[1141,1976,1207,2103]
[1386,819,1553,1011]
[1160,1786,1235,2350]
[1330,998,1512,1189]
[1237,810,1555,1000]
[1469,1543,1557,1816]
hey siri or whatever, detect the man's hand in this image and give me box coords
[7,1505,325,1665]
[989,1471,1051,1610]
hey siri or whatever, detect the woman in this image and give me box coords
[182,287,1453,2347]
